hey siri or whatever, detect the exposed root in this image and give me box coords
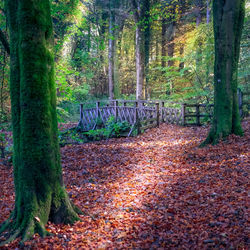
[0,229,20,246]
[70,202,84,216]
[0,218,12,235]
[0,217,50,246]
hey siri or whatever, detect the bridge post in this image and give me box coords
[182,103,186,126]
[115,100,118,122]
[78,103,84,129]
[96,101,100,121]
[156,102,160,127]
[135,101,140,134]
[161,101,165,123]
[237,88,243,117]
[196,104,200,126]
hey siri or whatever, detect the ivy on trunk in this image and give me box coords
[202,0,245,145]
[0,0,80,244]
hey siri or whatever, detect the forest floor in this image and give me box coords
[0,119,249,249]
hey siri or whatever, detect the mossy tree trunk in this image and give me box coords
[0,0,80,244]
[202,0,245,145]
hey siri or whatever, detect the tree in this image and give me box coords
[0,0,80,243]
[144,0,151,99]
[202,0,245,145]
[161,0,176,69]
[132,0,150,100]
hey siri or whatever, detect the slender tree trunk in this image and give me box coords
[144,0,150,99]
[0,28,10,55]
[162,20,175,68]
[133,0,145,100]
[108,8,115,100]
[167,22,176,67]
[161,19,167,68]
[179,46,184,70]
[202,0,245,145]
[135,25,145,100]
[1,0,80,244]
[195,0,203,27]
[114,23,124,98]
[206,0,211,24]
[87,24,91,53]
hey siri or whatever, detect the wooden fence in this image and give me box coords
[78,100,161,135]
[78,90,250,135]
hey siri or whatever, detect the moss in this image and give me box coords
[201,0,245,146]
[1,0,80,244]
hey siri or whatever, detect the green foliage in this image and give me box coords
[85,116,131,141]
[105,116,131,137]
[0,132,6,158]
[58,116,131,146]
[58,128,88,146]
[238,4,250,88]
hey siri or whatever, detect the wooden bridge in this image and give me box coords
[77,90,249,135]
[77,100,210,135]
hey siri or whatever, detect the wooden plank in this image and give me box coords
[141,123,157,131]
[141,118,157,124]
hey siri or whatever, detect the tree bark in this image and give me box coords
[167,22,176,67]
[161,7,176,69]
[1,0,80,244]
[206,0,211,24]
[179,46,184,70]
[135,21,145,100]
[133,0,146,100]
[202,0,245,145]
[161,18,167,68]
[144,0,150,99]
[0,28,10,55]
[195,0,203,27]
[108,6,115,100]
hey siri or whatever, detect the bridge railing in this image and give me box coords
[78,100,161,135]
[78,92,250,134]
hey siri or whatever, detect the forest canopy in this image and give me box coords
[0,0,249,124]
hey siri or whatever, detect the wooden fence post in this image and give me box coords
[96,101,100,120]
[196,104,200,126]
[182,103,186,126]
[161,101,165,123]
[79,103,83,128]
[135,101,140,134]
[115,100,118,122]
[156,102,160,127]
[237,88,243,117]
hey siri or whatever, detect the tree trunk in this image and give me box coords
[161,5,176,69]
[161,19,167,68]
[195,0,203,27]
[133,0,145,100]
[1,0,80,244]
[0,28,10,55]
[167,22,176,67]
[206,0,211,24]
[144,0,150,99]
[179,46,184,70]
[108,8,115,100]
[202,0,245,145]
[135,24,145,100]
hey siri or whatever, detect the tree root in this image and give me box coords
[0,217,50,246]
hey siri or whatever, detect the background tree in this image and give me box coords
[0,0,80,243]
[202,0,245,145]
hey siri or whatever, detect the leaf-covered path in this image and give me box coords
[0,120,249,249]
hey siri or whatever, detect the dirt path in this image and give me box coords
[0,120,249,249]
